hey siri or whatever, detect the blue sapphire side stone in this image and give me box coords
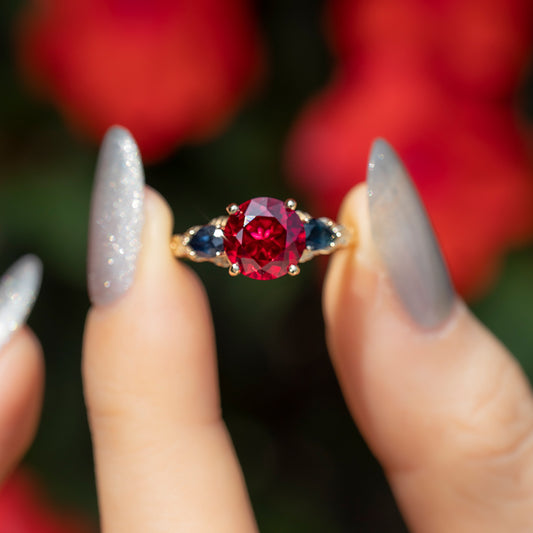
[305,218,335,251]
[189,225,225,258]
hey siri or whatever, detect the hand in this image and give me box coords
[3,127,533,532]
[81,128,533,532]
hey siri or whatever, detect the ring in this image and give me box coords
[170,197,353,280]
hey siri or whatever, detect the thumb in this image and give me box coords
[324,140,533,533]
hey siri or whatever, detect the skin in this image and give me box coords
[3,185,533,531]
[0,327,44,486]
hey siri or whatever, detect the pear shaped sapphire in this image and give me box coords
[189,225,224,258]
[305,218,336,251]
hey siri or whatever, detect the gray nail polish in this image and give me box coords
[367,139,455,329]
[0,255,42,350]
[88,126,144,306]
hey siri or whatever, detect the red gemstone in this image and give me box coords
[223,197,306,280]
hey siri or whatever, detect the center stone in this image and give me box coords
[223,197,306,280]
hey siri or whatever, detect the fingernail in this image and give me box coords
[0,255,42,350]
[88,126,144,306]
[367,139,455,329]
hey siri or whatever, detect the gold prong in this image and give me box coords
[285,198,297,210]
[226,203,240,215]
[288,264,300,276]
[229,263,241,276]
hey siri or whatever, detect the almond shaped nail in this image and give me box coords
[0,255,43,350]
[88,126,145,306]
[367,139,455,329]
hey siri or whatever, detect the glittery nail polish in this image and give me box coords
[87,126,144,306]
[0,255,42,350]
[367,139,455,329]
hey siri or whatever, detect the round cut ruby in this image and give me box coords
[223,197,306,280]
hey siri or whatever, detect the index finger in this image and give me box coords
[83,127,257,533]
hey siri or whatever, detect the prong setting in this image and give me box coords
[229,263,241,276]
[288,264,300,276]
[285,198,297,210]
[226,203,240,215]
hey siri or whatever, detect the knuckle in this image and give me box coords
[454,361,533,456]
[446,358,533,499]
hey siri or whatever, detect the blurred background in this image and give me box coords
[1,0,533,531]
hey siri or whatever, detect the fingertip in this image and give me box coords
[137,185,209,305]
[335,183,366,228]
[0,327,45,415]
[142,186,175,255]
[335,182,381,267]
[84,182,218,425]
[0,327,44,482]
[9,326,43,366]
[323,182,381,334]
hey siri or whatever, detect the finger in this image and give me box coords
[83,127,257,533]
[324,140,533,532]
[0,256,44,483]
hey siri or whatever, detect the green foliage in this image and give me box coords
[473,248,533,379]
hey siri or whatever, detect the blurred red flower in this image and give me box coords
[287,0,533,296]
[16,0,264,161]
[0,469,94,533]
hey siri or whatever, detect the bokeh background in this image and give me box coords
[1,0,533,531]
